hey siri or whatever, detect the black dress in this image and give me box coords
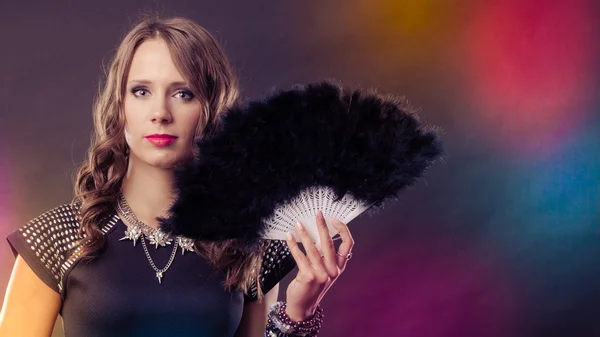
[6,204,296,337]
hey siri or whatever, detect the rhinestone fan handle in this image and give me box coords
[261,186,371,253]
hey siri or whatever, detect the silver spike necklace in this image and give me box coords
[116,192,195,284]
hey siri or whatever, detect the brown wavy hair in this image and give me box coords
[71,15,263,296]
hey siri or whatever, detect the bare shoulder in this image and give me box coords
[0,203,83,336]
[0,255,61,336]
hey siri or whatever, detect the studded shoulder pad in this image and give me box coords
[6,204,119,295]
[245,240,297,302]
[6,204,83,293]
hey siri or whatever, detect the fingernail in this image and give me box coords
[286,232,293,240]
[297,221,304,230]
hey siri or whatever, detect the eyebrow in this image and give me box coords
[127,80,189,87]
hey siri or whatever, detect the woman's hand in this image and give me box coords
[284,211,354,321]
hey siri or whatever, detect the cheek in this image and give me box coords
[123,99,138,122]
[181,107,203,137]
[123,99,144,137]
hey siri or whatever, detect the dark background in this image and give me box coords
[1,0,599,336]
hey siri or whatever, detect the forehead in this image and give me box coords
[127,38,186,83]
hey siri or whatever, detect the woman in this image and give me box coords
[0,16,354,337]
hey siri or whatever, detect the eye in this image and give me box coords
[174,89,195,101]
[131,87,150,98]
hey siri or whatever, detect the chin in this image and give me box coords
[133,152,187,170]
[149,159,180,170]
[152,154,189,169]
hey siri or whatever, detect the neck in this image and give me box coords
[121,157,175,230]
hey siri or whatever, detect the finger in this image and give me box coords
[315,211,339,278]
[331,218,355,270]
[296,221,328,275]
[284,232,313,273]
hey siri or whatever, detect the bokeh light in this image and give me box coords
[462,0,598,155]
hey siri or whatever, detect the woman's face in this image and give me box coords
[123,38,202,170]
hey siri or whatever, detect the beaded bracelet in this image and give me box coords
[264,301,324,337]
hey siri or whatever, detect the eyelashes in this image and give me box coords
[131,87,149,98]
[130,87,195,101]
[174,90,195,101]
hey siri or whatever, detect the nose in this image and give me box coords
[151,96,172,124]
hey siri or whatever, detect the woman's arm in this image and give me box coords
[235,283,280,337]
[0,255,61,336]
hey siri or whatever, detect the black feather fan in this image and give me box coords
[159,81,443,250]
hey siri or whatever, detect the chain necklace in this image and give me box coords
[139,231,177,284]
[117,193,195,284]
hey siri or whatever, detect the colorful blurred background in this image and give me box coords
[1,0,599,336]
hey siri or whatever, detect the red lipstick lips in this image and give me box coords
[145,134,178,146]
